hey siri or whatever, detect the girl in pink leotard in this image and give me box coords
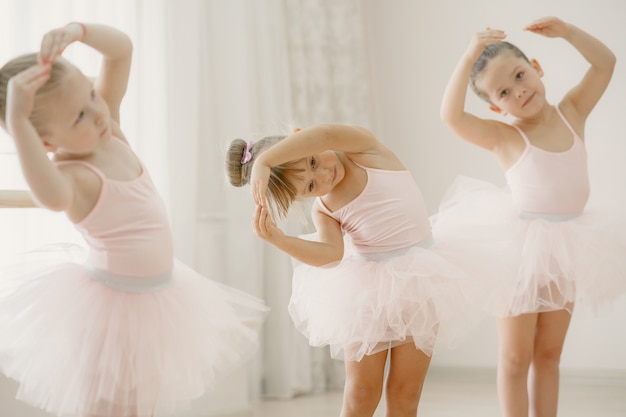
[0,22,267,417]
[226,125,499,417]
[440,15,626,417]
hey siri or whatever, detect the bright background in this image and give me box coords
[0,1,624,416]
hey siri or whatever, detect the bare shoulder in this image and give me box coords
[491,123,528,170]
[556,100,586,139]
[347,137,406,171]
[57,163,102,223]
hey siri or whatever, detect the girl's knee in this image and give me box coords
[343,380,383,409]
[499,349,533,375]
[385,379,422,413]
[533,344,564,366]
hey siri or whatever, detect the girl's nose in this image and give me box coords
[516,87,526,98]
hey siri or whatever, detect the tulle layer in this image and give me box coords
[433,176,626,317]
[0,244,268,417]
[288,234,496,362]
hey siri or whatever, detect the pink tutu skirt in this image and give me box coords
[433,176,626,317]
[288,232,497,362]
[0,244,268,417]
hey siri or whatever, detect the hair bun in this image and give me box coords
[225,139,250,187]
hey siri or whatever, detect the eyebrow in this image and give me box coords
[493,65,524,97]
[298,158,312,196]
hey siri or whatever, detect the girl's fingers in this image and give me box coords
[39,35,58,63]
[262,207,272,232]
[253,189,266,207]
[11,64,50,90]
[253,204,270,237]
[39,32,72,64]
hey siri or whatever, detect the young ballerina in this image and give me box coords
[440,16,626,417]
[0,22,267,417]
[226,125,495,417]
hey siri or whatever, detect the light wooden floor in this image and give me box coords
[252,370,626,417]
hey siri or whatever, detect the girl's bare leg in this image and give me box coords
[341,348,389,417]
[385,342,431,417]
[497,313,538,417]
[529,309,572,417]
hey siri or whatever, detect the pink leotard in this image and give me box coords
[505,107,589,216]
[57,157,174,278]
[316,163,433,254]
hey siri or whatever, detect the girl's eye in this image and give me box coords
[516,72,524,80]
[310,157,316,168]
[75,111,85,124]
[308,181,314,193]
[500,89,509,98]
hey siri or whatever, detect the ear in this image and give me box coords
[489,105,507,117]
[530,58,544,77]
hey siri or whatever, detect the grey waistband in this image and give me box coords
[519,211,581,222]
[89,267,173,292]
[357,235,435,261]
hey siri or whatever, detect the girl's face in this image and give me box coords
[474,52,546,118]
[36,64,111,156]
[290,150,345,199]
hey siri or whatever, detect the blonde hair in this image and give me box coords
[225,135,304,218]
[0,53,70,130]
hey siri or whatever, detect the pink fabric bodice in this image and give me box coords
[505,107,589,215]
[316,163,432,254]
[57,158,174,277]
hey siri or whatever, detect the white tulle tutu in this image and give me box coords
[433,176,626,318]
[288,233,496,362]
[0,244,267,417]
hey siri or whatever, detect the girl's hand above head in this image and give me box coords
[524,16,570,39]
[252,204,285,242]
[38,22,85,64]
[5,64,51,131]
[250,160,271,207]
[465,28,507,61]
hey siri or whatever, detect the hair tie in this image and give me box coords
[241,141,254,164]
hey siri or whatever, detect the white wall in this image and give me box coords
[366,0,626,373]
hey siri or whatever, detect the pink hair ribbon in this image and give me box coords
[241,141,254,164]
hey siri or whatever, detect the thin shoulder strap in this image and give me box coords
[53,135,137,181]
[55,159,107,181]
[555,106,579,138]
[511,124,531,145]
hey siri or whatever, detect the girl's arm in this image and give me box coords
[524,17,615,120]
[40,22,133,125]
[5,63,72,212]
[440,29,511,151]
[6,24,132,213]
[250,124,385,206]
[252,203,344,266]
[258,124,378,167]
[0,190,36,208]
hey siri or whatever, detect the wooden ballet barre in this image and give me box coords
[0,190,37,208]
